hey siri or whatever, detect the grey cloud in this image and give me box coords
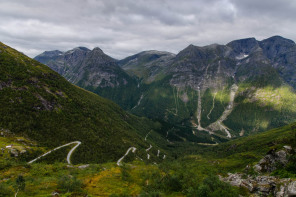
[0,0,295,58]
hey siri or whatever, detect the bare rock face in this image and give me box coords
[119,50,175,83]
[254,149,289,173]
[168,44,236,91]
[35,47,133,89]
[288,181,296,196]
[220,173,294,197]
[260,36,296,88]
[221,146,295,196]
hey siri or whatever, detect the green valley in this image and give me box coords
[1,36,296,196]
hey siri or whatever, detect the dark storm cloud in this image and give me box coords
[0,0,295,58]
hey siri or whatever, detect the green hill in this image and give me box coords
[1,114,295,196]
[0,42,165,164]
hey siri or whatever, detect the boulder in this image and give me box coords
[10,148,19,157]
[254,148,289,173]
[221,173,295,196]
[284,146,292,151]
[254,176,277,195]
[288,181,296,196]
[276,185,286,197]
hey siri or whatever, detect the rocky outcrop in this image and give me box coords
[220,173,296,196]
[6,146,27,157]
[254,147,292,173]
[221,146,295,196]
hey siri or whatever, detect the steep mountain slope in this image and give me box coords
[118,50,175,83]
[259,36,296,88]
[0,42,167,164]
[127,36,296,141]
[35,36,296,143]
[35,47,141,109]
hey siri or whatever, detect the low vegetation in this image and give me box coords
[0,122,295,196]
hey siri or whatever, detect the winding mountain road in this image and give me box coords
[117,147,137,166]
[28,141,81,165]
[146,144,152,152]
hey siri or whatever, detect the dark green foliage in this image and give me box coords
[200,87,231,128]
[139,191,161,197]
[285,152,296,173]
[120,164,132,182]
[162,174,182,192]
[195,175,239,197]
[131,76,198,124]
[0,183,13,197]
[91,77,142,110]
[57,175,82,193]
[0,159,16,170]
[236,59,282,88]
[14,175,25,193]
[186,175,240,197]
[271,149,296,178]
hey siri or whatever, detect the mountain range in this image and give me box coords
[1,36,296,196]
[35,36,296,142]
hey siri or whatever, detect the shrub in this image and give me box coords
[0,183,13,197]
[195,175,239,197]
[57,175,83,193]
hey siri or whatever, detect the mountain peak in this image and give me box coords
[74,46,90,51]
[139,50,175,56]
[92,47,104,53]
[262,35,295,45]
[38,50,63,57]
[259,35,296,60]
[65,47,90,56]
[227,37,259,56]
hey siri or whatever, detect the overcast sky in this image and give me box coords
[0,0,295,59]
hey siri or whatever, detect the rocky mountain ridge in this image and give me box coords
[35,36,296,142]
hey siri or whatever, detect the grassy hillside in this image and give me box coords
[1,120,295,196]
[0,42,165,164]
